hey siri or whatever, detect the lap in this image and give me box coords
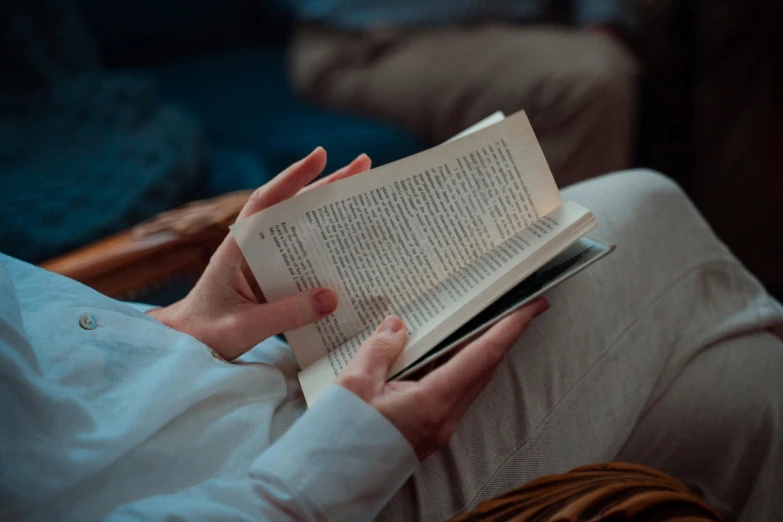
[378,170,783,521]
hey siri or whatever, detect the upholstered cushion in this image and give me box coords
[0,71,206,263]
[150,46,423,186]
[3,1,420,264]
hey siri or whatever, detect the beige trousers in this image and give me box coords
[376,171,783,521]
[289,24,639,187]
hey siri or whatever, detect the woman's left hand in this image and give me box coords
[149,147,371,360]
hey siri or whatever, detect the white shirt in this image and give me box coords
[0,254,417,521]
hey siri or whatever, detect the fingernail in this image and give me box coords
[378,315,404,334]
[314,290,337,315]
[299,147,322,165]
[534,298,550,318]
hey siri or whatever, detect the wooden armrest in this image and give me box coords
[40,191,252,300]
[40,227,227,300]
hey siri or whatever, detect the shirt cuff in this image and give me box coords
[251,384,418,520]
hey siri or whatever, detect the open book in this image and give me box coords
[231,111,614,405]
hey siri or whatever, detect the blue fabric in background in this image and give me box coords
[150,48,423,193]
[0,0,207,263]
[82,0,423,188]
[0,0,422,264]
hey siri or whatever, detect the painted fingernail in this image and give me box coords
[314,290,337,315]
[379,316,404,334]
[534,298,551,318]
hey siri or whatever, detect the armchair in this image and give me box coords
[40,191,251,304]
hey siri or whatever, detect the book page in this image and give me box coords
[298,201,595,403]
[447,111,505,142]
[393,237,614,380]
[231,111,561,369]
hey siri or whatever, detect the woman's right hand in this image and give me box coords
[336,298,550,461]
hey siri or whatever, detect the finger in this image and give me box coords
[237,147,327,220]
[446,368,496,424]
[345,316,407,382]
[307,153,371,191]
[236,288,339,341]
[301,153,371,194]
[421,298,549,400]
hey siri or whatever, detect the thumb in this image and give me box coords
[351,316,407,381]
[247,288,338,339]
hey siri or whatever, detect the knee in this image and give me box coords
[566,168,712,245]
[603,168,682,194]
[584,168,689,210]
[636,172,697,224]
[621,170,707,226]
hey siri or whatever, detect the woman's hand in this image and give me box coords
[149,148,371,360]
[337,299,550,461]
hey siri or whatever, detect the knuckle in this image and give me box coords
[336,372,363,390]
[368,336,399,354]
[360,335,404,364]
[336,372,372,399]
[248,187,264,202]
[215,313,244,337]
[484,339,509,367]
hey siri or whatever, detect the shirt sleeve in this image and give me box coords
[105,385,418,522]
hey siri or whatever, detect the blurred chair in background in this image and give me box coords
[0,0,206,266]
[6,0,781,302]
[288,0,641,187]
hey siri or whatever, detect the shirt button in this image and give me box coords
[79,314,97,330]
